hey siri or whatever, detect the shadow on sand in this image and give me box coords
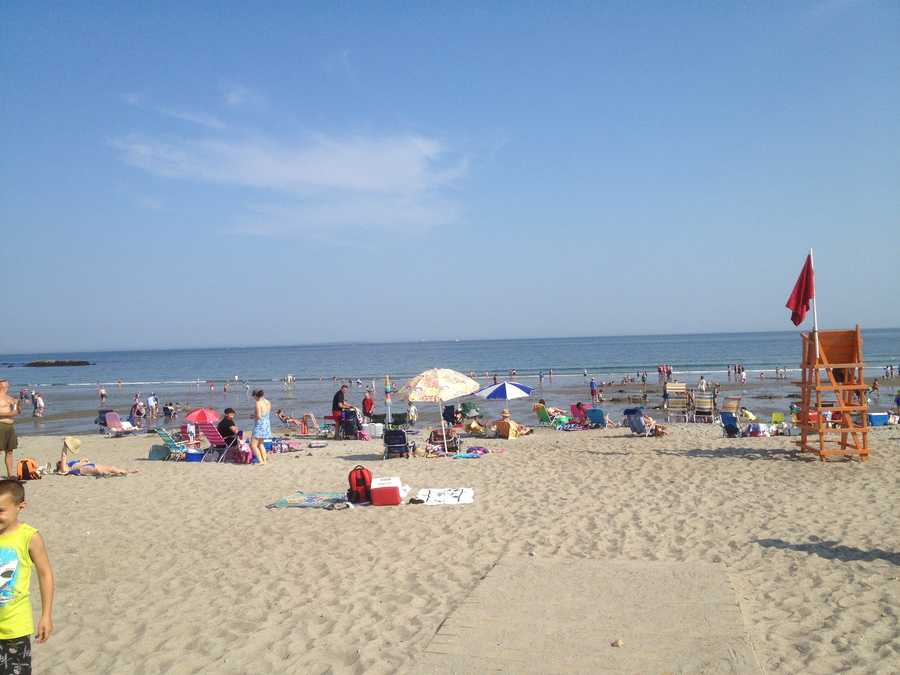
[335,453,390,462]
[653,445,818,462]
[755,538,900,565]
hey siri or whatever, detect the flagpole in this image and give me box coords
[810,248,819,359]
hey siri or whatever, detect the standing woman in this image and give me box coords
[250,390,270,465]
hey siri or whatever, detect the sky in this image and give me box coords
[1,1,898,353]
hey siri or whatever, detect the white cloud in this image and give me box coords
[112,133,464,194]
[157,107,227,130]
[112,131,467,234]
[220,83,264,107]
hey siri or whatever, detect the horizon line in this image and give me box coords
[1,325,897,357]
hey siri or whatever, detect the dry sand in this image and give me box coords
[15,422,900,674]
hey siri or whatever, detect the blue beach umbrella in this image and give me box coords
[474,381,534,401]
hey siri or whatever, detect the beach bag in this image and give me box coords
[357,430,371,441]
[17,458,41,481]
[347,465,372,503]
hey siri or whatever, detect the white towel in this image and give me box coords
[416,488,475,505]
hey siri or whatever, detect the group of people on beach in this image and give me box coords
[17,389,45,417]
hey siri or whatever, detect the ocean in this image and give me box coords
[3,328,898,435]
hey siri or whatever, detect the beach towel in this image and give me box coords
[556,423,584,432]
[266,491,348,510]
[452,453,481,459]
[415,488,475,505]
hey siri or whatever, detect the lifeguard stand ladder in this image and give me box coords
[797,325,869,461]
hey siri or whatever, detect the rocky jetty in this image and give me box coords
[24,360,91,367]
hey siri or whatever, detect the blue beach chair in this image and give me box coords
[623,408,652,436]
[586,408,608,428]
[625,415,652,436]
[720,412,741,438]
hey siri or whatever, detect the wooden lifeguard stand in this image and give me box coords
[797,325,869,461]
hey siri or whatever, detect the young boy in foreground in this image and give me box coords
[0,480,54,674]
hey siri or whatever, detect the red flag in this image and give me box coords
[785,254,815,326]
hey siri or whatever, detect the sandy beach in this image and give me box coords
[16,423,900,674]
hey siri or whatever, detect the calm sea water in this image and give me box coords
[3,329,898,435]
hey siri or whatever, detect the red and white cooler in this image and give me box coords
[370,477,403,506]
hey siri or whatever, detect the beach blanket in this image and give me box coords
[452,453,481,459]
[269,438,305,453]
[415,488,475,505]
[266,491,347,509]
[556,423,585,432]
[465,446,506,455]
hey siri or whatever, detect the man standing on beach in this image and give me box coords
[0,379,20,477]
[589,377,598,403]
[331,384,352,439]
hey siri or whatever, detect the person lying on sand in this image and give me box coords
[276,409,319,432]
[56,437,137,477]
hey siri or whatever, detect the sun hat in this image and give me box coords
[63,436,81,453]
[501,409,511,418]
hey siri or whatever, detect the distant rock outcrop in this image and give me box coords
[24,360,91,367]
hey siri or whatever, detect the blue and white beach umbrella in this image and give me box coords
[474,381,534,401]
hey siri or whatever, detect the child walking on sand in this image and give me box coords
[0,479,54,673]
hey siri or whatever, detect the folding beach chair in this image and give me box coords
[534,406,569,429]
[104,411,140,437]
[177,425,202,449]
[197,422,249,463]
[156,428,192,461]
[383,428,414,459]
[535,405,554,426]
[586,408,608,428]
[493,420,511,439]
[625,413,653,437]
[720,396,741,417]
[664,383,691,422]
[720,412,742,438]
[693,393,716,423]
[428,427,461,453]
